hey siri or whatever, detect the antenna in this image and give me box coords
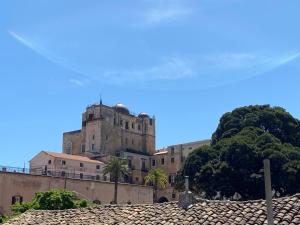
[99,93,103,120]
[99,93,102,105]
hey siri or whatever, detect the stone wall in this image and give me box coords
[0,172,153,215]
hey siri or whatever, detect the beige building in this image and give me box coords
[30,151,107,181]
[152,140,210,202]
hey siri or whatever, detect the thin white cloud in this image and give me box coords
[8,30,300,87]
[8,30,89,87]
[101,57,195,84]
[69,78,87,87]
[145,7,191,24]
[139,0,192,26]
[205,52,300,75]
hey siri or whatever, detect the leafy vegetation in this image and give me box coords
[145,168,167,202]
[103,156,129,204]
[175,105,300,200]
[10,189,90,215]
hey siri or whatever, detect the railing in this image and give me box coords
[0,165,30,174]
[0,165,150,186]
[0,165,107,182]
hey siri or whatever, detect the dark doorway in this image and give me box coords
[158,196,168,203]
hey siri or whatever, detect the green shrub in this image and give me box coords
[76,199,88,208]
[11,202,32,214]
[33,189,77,210]
[10,189,90,217]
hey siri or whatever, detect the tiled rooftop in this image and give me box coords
[43,151,104,164]
[4,194,300,225]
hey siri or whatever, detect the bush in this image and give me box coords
[76,199,88,208]
[11,202,33,214]
[32,189,77,210]
[10,189,90,217]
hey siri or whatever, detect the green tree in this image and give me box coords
[103,156,129,204]
[176,105,300,200]
[144,168,167,202]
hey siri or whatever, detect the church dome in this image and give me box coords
[114,103,130,115]
[138,112,150,118]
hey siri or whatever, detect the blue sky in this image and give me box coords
[1,0,300,167]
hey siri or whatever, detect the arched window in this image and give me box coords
[11,195,23,205]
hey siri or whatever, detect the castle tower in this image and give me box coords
[63,102,156,158]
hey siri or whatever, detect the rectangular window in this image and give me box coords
[125,121,129,129]
[132,139,134,145]
[106,135,108,141]
[92,134,95,140]
[48,160,51,165]
[171,157,175,164]
[150,119,153,126]
[171,147,175,156]
[132,123,134,129]
[80,163,84,168]
[80,173,83,179]
[96,165,100,170]
[120,120,123,126]
[138,125,141,130]
[172,192,176,199]
[128,159,132,169]
[168,175,172,184]
[152,159,156,166]
[81,144,85,153]
[171,175,175,183]
[142,160,146,171]
[88,114,93,120]
[62,160,66,165]
[161,158,164,165]
[92,144,95,150]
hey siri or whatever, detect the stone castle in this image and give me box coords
[62,101,209,202]
[63,101,155,158]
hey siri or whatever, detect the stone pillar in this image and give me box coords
[185,176,189,193]
[264,159,274,225]
[178,176,196,209]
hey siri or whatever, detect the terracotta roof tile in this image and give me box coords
[44,151,104,164]
[153,151,168,155]
[4,194,300,225]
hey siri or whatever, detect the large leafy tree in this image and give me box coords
[176,105,300,200]
[103,156,128,204]
[145,168,167,202]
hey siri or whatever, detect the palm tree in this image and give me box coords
[145,168,167,202]
[103,156,128,204]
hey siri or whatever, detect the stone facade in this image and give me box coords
[152,140,210,202]
[0,171,153,215]
[63,103,156,158]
